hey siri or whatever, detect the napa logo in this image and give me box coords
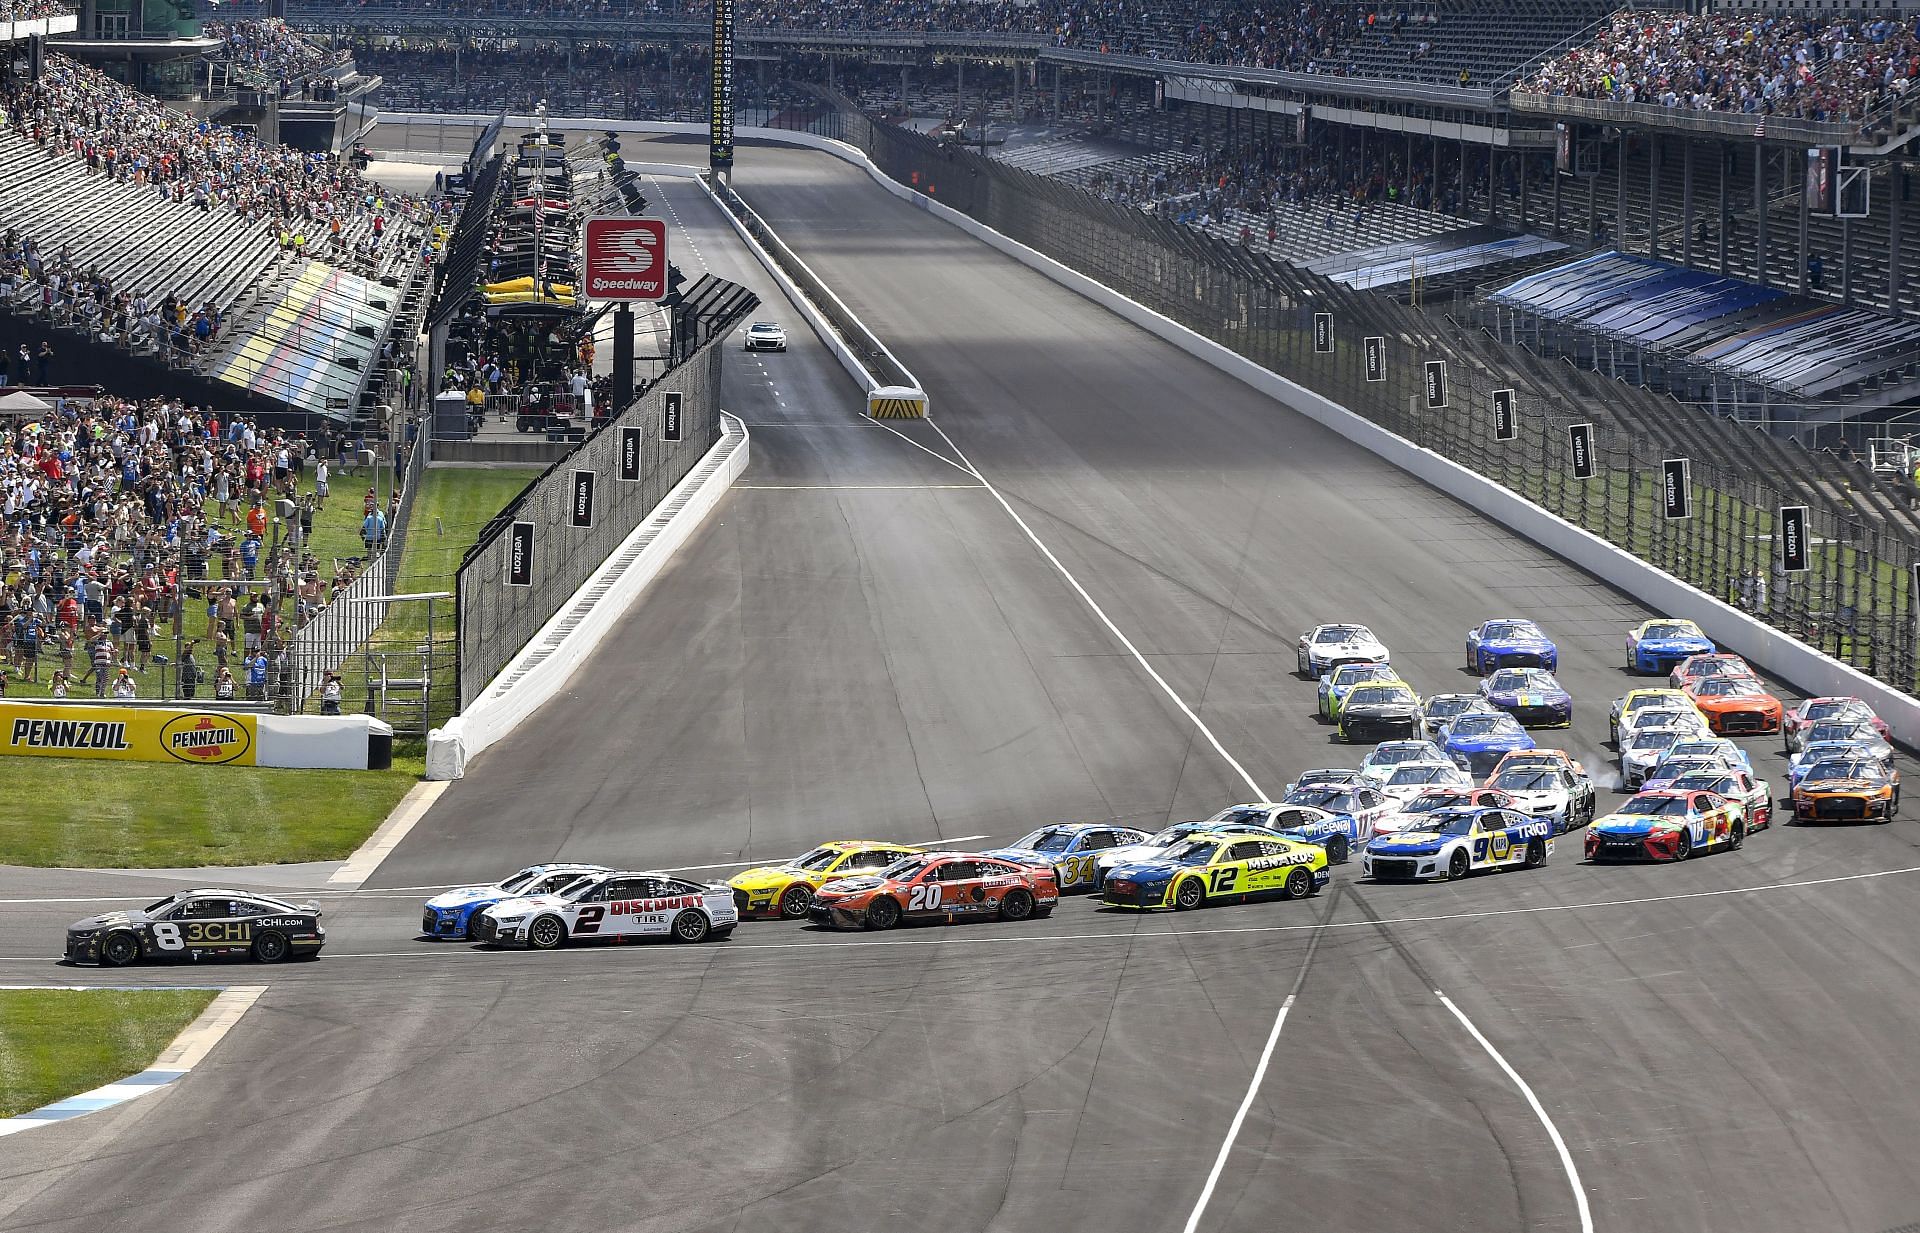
[159,713,252,764]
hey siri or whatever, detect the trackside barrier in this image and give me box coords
[424,413,749,778]
[0,701,393,770]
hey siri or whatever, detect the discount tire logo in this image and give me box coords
[159,713,252,764]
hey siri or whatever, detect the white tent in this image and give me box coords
[0,390,54,416]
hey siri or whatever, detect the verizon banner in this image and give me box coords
[584,218,667,301]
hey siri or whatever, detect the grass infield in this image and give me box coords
[0,989,217,1119]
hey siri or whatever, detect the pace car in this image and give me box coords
[423,863,611,939]
[1358,739,1450,782]
[67,889,325,966]
[1669,653,1754,690]
[1483,762,1596,833]
[742,321,788,351]
[1683,675,1784,735]
[1278,781,1396,848]
[1423,693,1497,741]
[1206,803,1362,864]
[1338,681,1425,743]
[477,870,738,947]
[1298,623,1391,677]
[728,841,921,919]
[1377,786,1516,834]
[1464,618,1558,674]
[1436,711,1536,778]
[984,823,1152,893]
[1584,789,1745,861]
[1626,618,1716,675]
[1318,662,1403,721]
[1102,832,1328,910]
[1666,768,1775,831]
[1478,667,1573,728]
[1791,755,1900,823]
[1784,697,1890,753]
[1371,763,1475,809]
[1361,806,1554,882]
[1609,688,1702,743]
[809,853,1058,929]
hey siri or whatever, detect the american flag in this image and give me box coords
[1754,117,1766,138]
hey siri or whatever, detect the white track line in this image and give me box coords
[923,419,1266,800]
[327,781,451,888]
[733,483,986,490]
[1438,990,1595,1233]
[1181,995,1294,1233]
[864,418,977,476]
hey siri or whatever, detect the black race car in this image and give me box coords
[66,889,326,966]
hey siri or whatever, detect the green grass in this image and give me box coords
[0,757,423,868]
[0,989,216,1118]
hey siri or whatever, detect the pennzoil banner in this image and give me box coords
[3,703,258,766]
[710,0,735,169]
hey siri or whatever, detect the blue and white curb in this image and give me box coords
[0,984,265,1136]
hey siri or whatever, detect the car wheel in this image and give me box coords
[1447,849,1470,880]
[251,931,290,963]
[671,910,711,943]
[778,884,812,920]
[1173,878,1206,911]
[1281,868,1312,899]
[865,896,901,930]
[1326,835,1350,865]
[527,914,567,950]
[101,931,141,967]
[463,912,485,941]
[998,889,1035,922]
[1673,830,1693,861]
[1892,789,1902,819]
[1728,820,1745,851]
[1524,839,1549,868]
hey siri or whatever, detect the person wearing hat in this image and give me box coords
[111,667,136,700]
[320,671,343,716]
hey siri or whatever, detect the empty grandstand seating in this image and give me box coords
[207,263,395,415]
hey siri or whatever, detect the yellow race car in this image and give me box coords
[727,841,920,920]
[1101,831,1329,910]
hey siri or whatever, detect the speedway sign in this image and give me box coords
[4,703,257,765]
[584,218,667,301]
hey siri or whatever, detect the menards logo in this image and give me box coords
[159,713,252,764]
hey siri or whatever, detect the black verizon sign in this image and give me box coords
[619,427,642,481]
[1363,336,1384,382]
[1423,360,1448,410]
[1492,388,1516,441]
[1661,458,1691,520]
[1780,505,1810,572]
[1313,312,1332,353]
[662,391,683,442]
[570,469,596,529]
[506,521,535,586]
[1568,423,1596,479]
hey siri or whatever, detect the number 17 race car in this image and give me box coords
[808,853,1058,929]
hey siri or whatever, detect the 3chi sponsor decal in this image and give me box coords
[159,713,252,764]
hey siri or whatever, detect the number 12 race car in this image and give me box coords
[1102,832,1328,910]
[808,853,1058,929]
[67,889,325,966]
[476,870,738,947]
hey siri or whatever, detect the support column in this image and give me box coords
[1718,145,1730,274]
[1052,63,1061,121]
[1588,168,1599,243]
[1798,149,1812,295]
[1891,162,1905,312]
[1755,143,1769,283]
[1486,138,1497,223]
[1649,134,1662,258]
[1681,138,1695,266]
[1616,134,1628,247]
[1553,154,1563,235]
[613,305,634,410]
[901,65,909,112]
[1519,149,1529,227]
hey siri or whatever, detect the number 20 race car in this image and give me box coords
[808,853,1058,929]
[67,889,325,966]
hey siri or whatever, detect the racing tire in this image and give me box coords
[777,884,812,920]
[1173,878,1206,911]
[1281,868,1312,899]
[998,889,1035,922]
[1728,820,1745,851]
[1524,839,1549,868]
[250,931,290,964]
[1447,849,1471,881]
[1892,790,1902,820]
[100,931,141,967]
[1672,830,1694,861]
[463,912,485,942]
[864,896,901,931]
[526,914,567,950]
[1326,835,1351,865]
[671,910,711,944]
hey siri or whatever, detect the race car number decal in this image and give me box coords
[573,906,606,934]
[1059,855,1096,884]
[1209,867,1238,894]
[150,921,252,950]
[151,922,185,951]
[906,884,944,911]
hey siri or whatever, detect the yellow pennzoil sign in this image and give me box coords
[3,704,257,766]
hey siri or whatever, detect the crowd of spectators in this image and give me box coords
[0,394,397,703]
[1529,11,1920,125]
[205,18,349,99]
[2,225,233,358]
[0,0,75,21]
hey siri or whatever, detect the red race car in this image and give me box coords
[808,852,1058,930]
[1783,697,1890,754]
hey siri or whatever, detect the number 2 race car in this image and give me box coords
[477,870,738,948]
[808,853,1058,929]
[422,863,611,939]
[727,841,920,919]
[1102,832,1328,910]
[67,889,325,966]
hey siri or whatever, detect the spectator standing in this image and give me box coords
[215,665,237,701]
[179,640,202,699]
[314,456,329,509]
[88,632,113,697]
[49,670,68,699]
[36,341,51,384]
[111,667,136,700]
[320,670,343,715]
[246,649,268,701]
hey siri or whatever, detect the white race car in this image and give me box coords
[1362,806,1554,881]
[476,870,738,948]
[1371,761,1474,807]
[1297,622,1390,677]
[1666,767,1776,831]
[1358,739,1449,782]
[743,321,788,352]
[1619,725,1695,789]
[1483,762,1596,833]
[1422,693,1497,742]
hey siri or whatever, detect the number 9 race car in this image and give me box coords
[808,853,1058,929]
[67,889,325,966]
[477,870,738,948]
[1361,807,1553,881]
[1101,832,1328,910]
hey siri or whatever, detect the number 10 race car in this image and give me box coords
[808,853,1058,929]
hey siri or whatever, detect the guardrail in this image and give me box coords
[1509,90,1890,147]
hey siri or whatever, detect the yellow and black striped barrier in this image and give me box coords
[867,384,928,419]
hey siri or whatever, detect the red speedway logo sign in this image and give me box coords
[584,218,667,301]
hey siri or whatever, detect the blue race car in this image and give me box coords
[1437,712,1536,779]
[1207,802,1362,864]
[985,822,1153,893]
[1465,618,1558,674]
[1317,662,1401,721]
[421,863,610,940]
[1278,782,1396,847]
[1626,618,1716,675]
[1478,667,1573,729]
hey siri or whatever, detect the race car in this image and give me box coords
[809,852,1058,929]
[1666,768,1775,831]
[1486,748,1588,782]
[1423,693,1497,741]
[66,889,325,966]
[1483,762,1596,833]
[1478,667,1573,728]
[476,870,738,947]
[1683,674,1784,735]
[1619,703,1712,747]
[1371,762,1476,809]
[1464,618,1558,674]
[1640,757,1739,793]
[1626,618,1716,675]
[1668,653,1754,690]
[1791,755,1900,823]
[742,321,788,351]
[1358,739,1450,783]
[1285,767,1368,795]
[1377,786,1517,835]
[1584,789,1744,861]
[1655,736,1753,776]
[422,863,611,939]
[1361,806,1553,882]
[1619,725,1691,789]
[1277,781,1396,847]
[1297,622,1391,677]
[1207,802,1369,864]
[984,823,1152,893]
[1436,711,1536,778]
[728,841,921,919]
[1788,739,1881,788]
[1094,820,1288,884]
[1784,697,1890,754]
[1338,681,1425,743]
[1318,662,1403,721]
[1609,688,1702,744]
[1102,832,1328,910]
[1793,719,1893,769]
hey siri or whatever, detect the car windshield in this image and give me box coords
[1806,759,1885,783]
[879,856,938,881]
[1011,829,1078,854]
[1671,775,1740,795]
[1668,742,1727,760]
[1146,824,1209,846]
[1810,723,1875,744]
[1491,769,1557,791]
[1482,621,1537,640]
[1651,760,1716,781]
[1287,788,1353,811]
[1644,622,1698,640]
[1350,685,1414,706]
[752,322,778,330]
[555,877,603,900]
[1316,625,1367,643]
[498,869,543,893]
[1448,715,1505,737]
[1695,678,1759,697]
[1689,658,1744,677]
[1618,796,1691,816]
[1489,670,1548,692]
[1294,770,1355,787]
[1403,812,1475,836]
[1211,807,1270,827]
[1388,766,1451,786]
[1429,696,1478,716]
[1368,745,1433,766]
[1628,732,1680,751]
[1404,792,1470,812]
[790,847,844,871]
[1338,665,1392,684]
[1157,840,1220,866]
[1628,708,1690,729]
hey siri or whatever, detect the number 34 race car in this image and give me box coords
[808,853,1058,929]
[67,889,325,966]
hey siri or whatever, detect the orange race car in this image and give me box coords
[1683,674,1784,735]
[1791,754,1901,823]
[808,852,1058,930]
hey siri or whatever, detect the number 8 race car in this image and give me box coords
[808,853,1057,929]
[66,889,325,965]
[476,870,737,948]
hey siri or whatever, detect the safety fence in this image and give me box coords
[454,274,757,708]
[804,101,1920,694]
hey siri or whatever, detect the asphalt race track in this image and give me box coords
[4,139,1920,1233]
